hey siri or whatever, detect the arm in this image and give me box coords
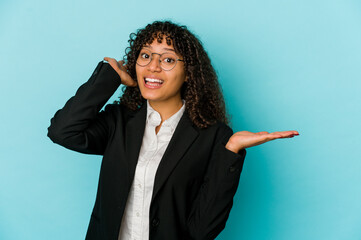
[187,126,246,240]
[47,61,121,155]
[183,129,298,239]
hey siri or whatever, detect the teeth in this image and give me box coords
[145,78,164,83]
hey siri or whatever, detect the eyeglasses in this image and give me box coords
[136,49,184,71]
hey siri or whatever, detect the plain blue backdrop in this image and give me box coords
[1,0,361,239]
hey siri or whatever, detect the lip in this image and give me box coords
[143,76,164,89]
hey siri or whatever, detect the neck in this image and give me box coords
[148,98,184,123]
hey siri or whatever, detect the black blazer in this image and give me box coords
[47,61,246,240]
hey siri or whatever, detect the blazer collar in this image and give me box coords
[124,102,199,202]
[124,103,147,186]
[146,100,186,132]
[151,111,199,202]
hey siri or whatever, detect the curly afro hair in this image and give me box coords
[116,20,229,128]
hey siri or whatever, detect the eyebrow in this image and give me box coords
[143,45,175,52]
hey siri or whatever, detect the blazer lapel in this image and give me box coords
[151,113,199,202]
[125,104,147,185]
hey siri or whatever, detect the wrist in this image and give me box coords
[225,141,241,154]
[115,70,123,83]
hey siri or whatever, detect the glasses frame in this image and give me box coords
[136,49,184,71]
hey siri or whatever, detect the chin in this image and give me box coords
[140,91,161,102]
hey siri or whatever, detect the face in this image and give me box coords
[135,38,186,105]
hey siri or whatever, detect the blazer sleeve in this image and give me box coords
[47,61,122,155]
[186,125,246,240]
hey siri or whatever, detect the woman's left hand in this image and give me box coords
[225,130,299,153]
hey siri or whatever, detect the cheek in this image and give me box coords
[176,71,187,86]
[136,75,142,85]
[170,76,186,93]
[171,67,186,85]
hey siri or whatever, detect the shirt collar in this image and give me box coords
[146,100,186,132]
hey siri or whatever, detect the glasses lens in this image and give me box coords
[137,49,151,66]
[136,49,179,71]
[160,53,177,71]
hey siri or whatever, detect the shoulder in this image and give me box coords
[101,101,146,122]
[99,102,133,121]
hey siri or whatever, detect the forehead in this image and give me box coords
[140,38,183,58]
[143,44,175,52]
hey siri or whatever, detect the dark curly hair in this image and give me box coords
[116,20,229,128]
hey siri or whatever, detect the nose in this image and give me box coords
[147,53,162,72]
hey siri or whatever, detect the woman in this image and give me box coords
[48,20,298,240]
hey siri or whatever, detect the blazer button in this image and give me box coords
[229,166,237,173]
[152,218,160,227]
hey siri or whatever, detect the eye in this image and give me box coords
[163,57,175,64]
[140,52,150,59]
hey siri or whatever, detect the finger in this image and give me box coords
[283,130,299,137]
[272,131,298,135]
[104,57,116,63]
[256,131,269,135]
[283,130,299,135]
[279,130,299,135]
[254,133,280,142]
[267,134,282,140]
[272,132,297,138]
[118,60,125,66]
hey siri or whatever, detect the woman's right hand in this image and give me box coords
[103,57,138,87]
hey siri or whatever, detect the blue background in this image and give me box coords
[1,0,361,239]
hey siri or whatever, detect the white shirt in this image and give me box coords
[118,100,186,240]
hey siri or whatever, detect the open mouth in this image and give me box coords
[144,77,164,88]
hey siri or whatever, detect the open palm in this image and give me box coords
[226,130,299,153]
